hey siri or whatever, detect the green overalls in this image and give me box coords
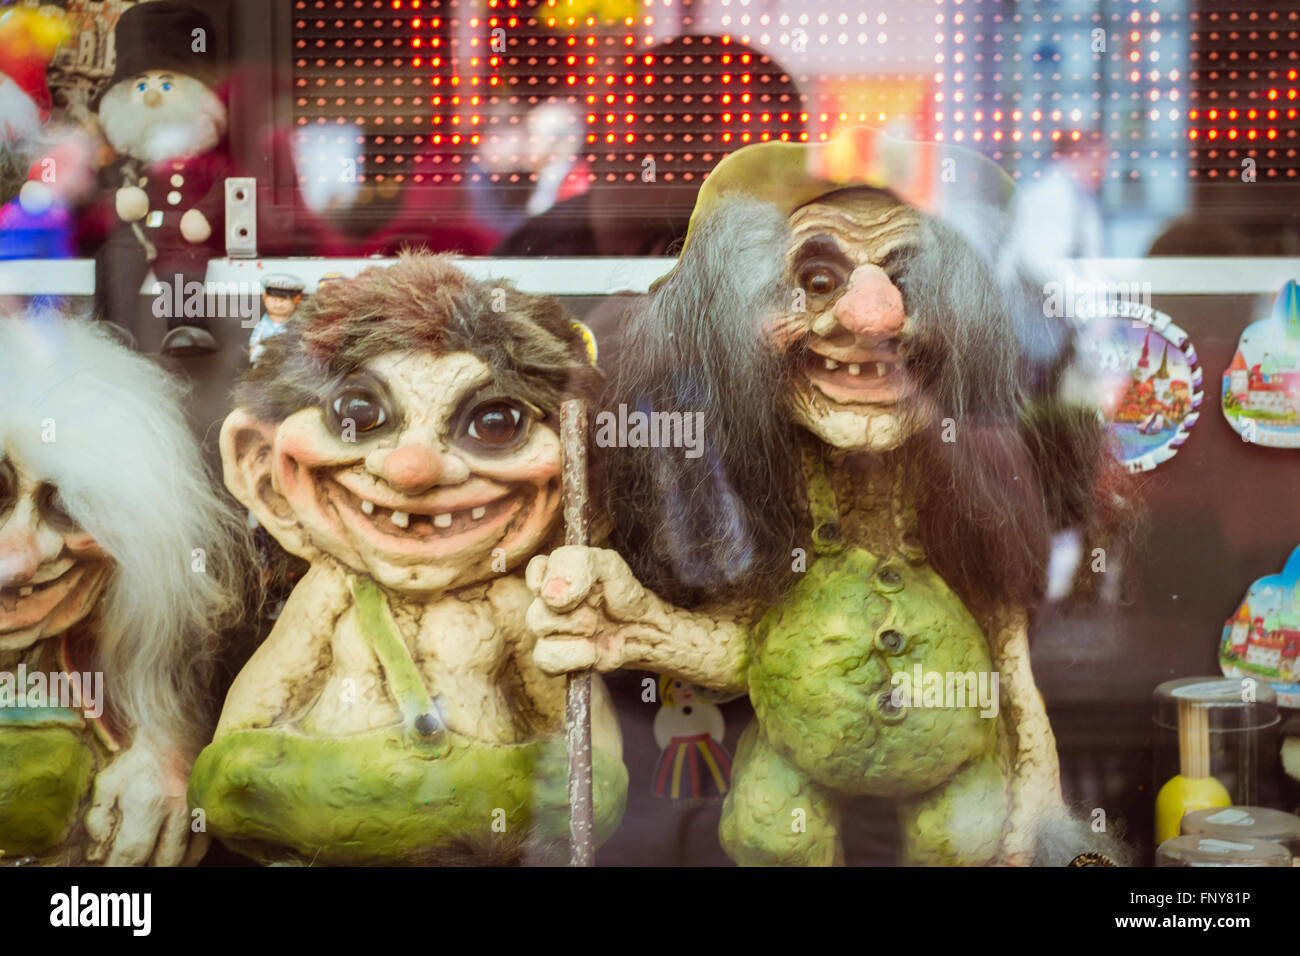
[719,444,1010,866]
[189,577,627,865]
[0,642,104,865]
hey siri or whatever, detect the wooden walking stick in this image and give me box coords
[560,398,595,866]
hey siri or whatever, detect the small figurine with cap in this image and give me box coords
[92,1,230,357]
[248,273,303,365]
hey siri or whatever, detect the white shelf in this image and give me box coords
[1,256,1298,297]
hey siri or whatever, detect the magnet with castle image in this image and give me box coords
[1082,303,1203,473]
[1222,280,1300,449]
[1220,546,1300,709]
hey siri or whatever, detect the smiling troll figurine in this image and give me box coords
[190,254,627,865]
[0,316,247,866]
[526,129,1132,866]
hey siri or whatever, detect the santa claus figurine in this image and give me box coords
[93,1,228,356]
[0,5,68,206]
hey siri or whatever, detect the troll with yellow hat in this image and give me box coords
[527,128,1134,866]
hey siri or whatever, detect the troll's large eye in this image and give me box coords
[465,400,526,448]
[38,485,79,532]
[329,386,388,434]
[799,264,842,297]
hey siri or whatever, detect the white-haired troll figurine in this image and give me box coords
[189,254,626,865]
[526,129,1136,866]
[0,316,249,866]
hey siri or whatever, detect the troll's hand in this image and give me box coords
[526,545,665,675]
[84,740,207,866]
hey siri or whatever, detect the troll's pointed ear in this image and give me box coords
[220,407,310,557]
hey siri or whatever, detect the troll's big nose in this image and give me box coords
[833,264,905,338]
[0,531,42,587]
[378,444,446,495]
[143,89,163,108]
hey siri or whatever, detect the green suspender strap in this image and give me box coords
[351,576,450,757]
[800,438,844,558]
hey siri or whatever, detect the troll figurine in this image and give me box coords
[527,129,1131,866]
[0,316,246,866]
[191,255,627,865]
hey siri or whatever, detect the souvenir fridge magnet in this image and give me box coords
[1219,546,1300,708]
[1222,280,1300,448]
[1080,304,1203,473]
[652,676,733,801]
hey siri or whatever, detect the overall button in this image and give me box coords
[876,628,908,655]
[875,564,904,593]
[414,712,441,737]
[875,690,907,724]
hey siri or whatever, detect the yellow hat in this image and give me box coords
[678,125,1015,256]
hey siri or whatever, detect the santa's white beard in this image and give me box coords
[0,76,40,144]
[99,75,227,164]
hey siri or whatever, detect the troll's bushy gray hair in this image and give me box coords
[0,315,252,755]
[600,193,1131,613]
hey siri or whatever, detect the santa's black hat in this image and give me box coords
[98,1,223,104]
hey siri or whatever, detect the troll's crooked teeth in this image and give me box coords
[434,513,452,529]
[471,506,486,521]
[848,363,861,376]
[360,499,376,515]
[19,586,33,597]
[825,358,839,370]
[391,511,411,529]
[877,362,887,377]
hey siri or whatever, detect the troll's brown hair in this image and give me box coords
[238,252,601,422]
